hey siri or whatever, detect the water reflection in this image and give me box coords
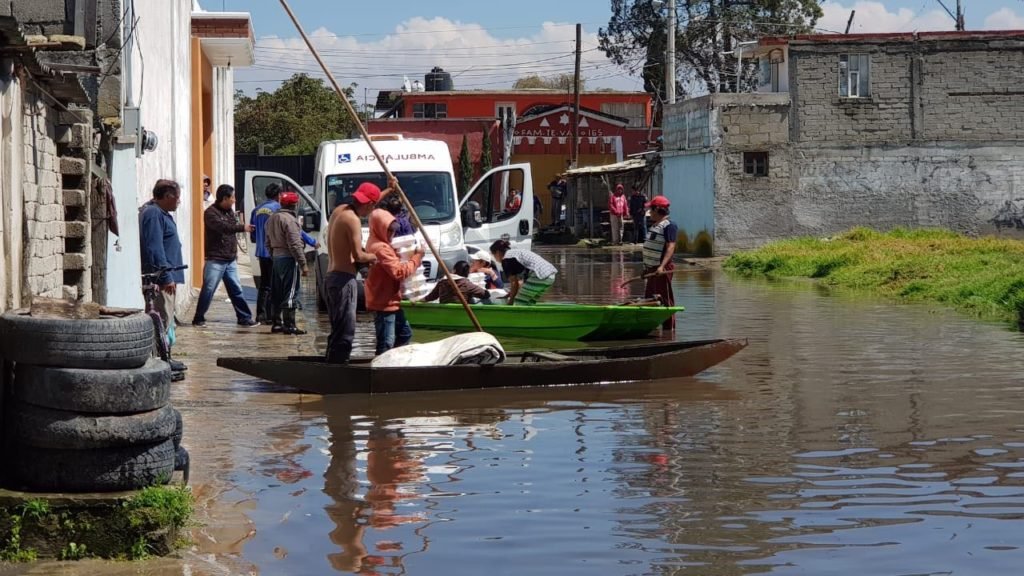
[40,248,1024,576]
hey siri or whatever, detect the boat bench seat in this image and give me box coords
[521,351,576,363]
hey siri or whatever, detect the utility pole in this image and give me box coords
[956,0,964,31]
[666,0,676,104]
[572,22,581,168]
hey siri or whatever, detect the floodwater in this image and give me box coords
[9,247,1024,576]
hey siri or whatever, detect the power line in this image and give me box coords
[275,21,603,39]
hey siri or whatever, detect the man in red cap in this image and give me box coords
[641,195,678,330]
[324,179,388,363]
[265,191,308,334]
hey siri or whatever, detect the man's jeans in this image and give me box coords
[325,271,358,363]
[192,259,253,323]
[374,309,413,355]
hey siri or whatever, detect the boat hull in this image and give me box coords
[216,339,747,395]
[402,302,684,341]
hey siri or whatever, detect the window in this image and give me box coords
[496,103,515,121]
[325,172,456,224]
[412,103,448,118]
[839,54,870,98]
[743,152,769,177]
[463,167,527,223]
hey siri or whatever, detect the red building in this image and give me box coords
[370,80,659,225]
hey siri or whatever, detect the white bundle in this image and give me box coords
[394,232,428,299]
[467,272,487,291]
[403,285,432,302]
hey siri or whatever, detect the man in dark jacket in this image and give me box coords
[266,191,309,335]
[192,185,258,327]
[628,186,648,244]
[139,179,186,371]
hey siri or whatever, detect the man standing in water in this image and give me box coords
[642,195,678,331]
[324,180,383,363]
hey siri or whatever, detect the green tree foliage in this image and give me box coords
[234,74,359,155]
[513,73,584,91]
[598,0,822,100]
[480,128,493,176]
[457,134,473,196]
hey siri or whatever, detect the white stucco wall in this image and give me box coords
[213,66,235,196]
[106,0,194,306]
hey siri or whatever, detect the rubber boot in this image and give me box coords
[282,309,306,335]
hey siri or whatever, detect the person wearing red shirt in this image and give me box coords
[608,183,628,245]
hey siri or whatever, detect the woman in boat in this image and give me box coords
[422,261,491,304]
[469,251,503,289]
[489,239,558,306]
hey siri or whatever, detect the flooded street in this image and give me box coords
[9,247,1024,575]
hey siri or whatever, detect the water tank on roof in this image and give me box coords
[425,67,453,92]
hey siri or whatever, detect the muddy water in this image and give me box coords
[10,247,1024,575]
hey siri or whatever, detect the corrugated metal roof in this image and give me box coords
[564,157,647,176]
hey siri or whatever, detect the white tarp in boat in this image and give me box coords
[371,332,506,368]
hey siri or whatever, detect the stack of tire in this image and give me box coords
[0,310,188,492]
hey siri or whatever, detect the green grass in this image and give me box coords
[724,228,1024,326]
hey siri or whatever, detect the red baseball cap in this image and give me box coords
[353,182,382,205]
[646,195,670,208]
[279,191,299,206]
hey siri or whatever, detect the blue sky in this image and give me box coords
[215,0,1024,97]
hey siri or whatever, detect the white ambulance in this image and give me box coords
[241,134,534,309]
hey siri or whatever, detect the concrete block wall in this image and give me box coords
[22,90,64,299]
[920,45,1024,141]
[714,144,1024,252]
[790,46,914,144]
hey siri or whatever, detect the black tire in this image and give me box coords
[172,408,182,449]
[9,439,175,492]
[8,402,176,450]
[0,310,153,369]
[13,358,171,414]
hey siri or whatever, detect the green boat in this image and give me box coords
[402,302,684,341]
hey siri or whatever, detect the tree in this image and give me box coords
[598,0,822,99]
[513,73,584,91]
[479,127,493,176]
[234,74,359,155]
[457,134,473,196]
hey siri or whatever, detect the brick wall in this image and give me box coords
[22,90,64,299]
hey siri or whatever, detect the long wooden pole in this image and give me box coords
[278,0,483,332]
[571,23,581,168]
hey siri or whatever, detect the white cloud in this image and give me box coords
[983,7,1024,30]
[236,17,640,100]
[817,1,954,33]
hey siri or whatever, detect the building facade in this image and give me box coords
[0,0,253,314]
[663,31,1024,254]
[373,76,659,227]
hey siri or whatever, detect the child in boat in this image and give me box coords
[469,251,503,289]
[365,208,424,354]
[422,261,491,305]
[489,239,558,306]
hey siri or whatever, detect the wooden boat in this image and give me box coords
[402,302,685,341]
[216,338,747,395]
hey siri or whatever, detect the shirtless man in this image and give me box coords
[324,179,387,363]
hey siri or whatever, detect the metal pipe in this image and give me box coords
[666,0,676,104]
[277,0,483,332]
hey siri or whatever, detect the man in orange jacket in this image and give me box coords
[364,207,424,355]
